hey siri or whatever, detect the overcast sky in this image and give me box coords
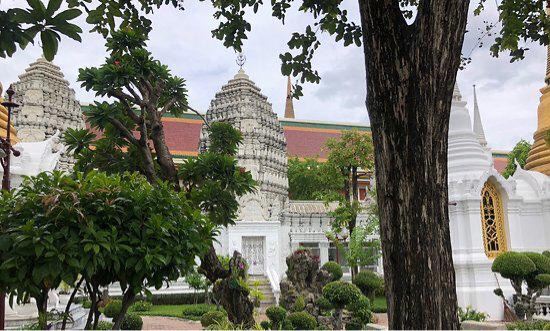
[0,1,546,151]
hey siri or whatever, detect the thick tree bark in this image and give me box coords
[350,167,359,278]
[357,0,469,329]
[112,288,137,330]
[150,116,179,184]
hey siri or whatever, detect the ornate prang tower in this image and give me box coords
[525,9,550,175]
[200,66,289,221]
[11,58,85,170]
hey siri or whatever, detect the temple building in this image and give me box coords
[2,55,550,322]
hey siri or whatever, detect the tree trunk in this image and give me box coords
[112,288,136,330]
[357,1,469,329]
[62,277,84,330]
[150,117,179,185]
[350,166,359,278]
[35,290,49,330]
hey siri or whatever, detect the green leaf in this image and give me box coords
[27,0,46,17]
[52,8,82,22]
[46,0,63,16]
[51,23,82,42]
[40,29,58,61]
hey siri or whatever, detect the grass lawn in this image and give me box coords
[372,296,388,313]
[135,304,218,321]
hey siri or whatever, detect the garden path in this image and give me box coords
[142,316,202,330]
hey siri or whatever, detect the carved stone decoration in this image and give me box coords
[200,69,289,221]
[242,236,265,275]
[11,57,85,171]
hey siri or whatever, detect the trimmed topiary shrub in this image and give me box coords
[81,298,92,309]
[103,300,122,319]
[322,281,362,309]
[323,281,362,329]
[492,252,536,279]
[321,261,343,281]
[287,311,317,330]
[347,295,373,327]
[291,295,305,312]
[260,320,271,330]
[200,310,228,328]
[543,251,550,259]
[266,306,287,328]
[316,296,332,312]
[120,313,143,330]
[131,300,152,312]
[353,271,383,299]
[96,321,113,330]
[493,251,550,321]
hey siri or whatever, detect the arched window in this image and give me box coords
[480,181,507,258]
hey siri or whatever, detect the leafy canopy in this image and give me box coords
[0,171,214,309]
[287,158,344,200]
[502,139,531,178]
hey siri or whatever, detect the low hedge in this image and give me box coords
[181,304,219,320]
[506,320,550,330]
[106,293,207,305]
[121,313,143,330]
[96,321,113,330]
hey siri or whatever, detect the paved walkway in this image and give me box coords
[142,316,202,330]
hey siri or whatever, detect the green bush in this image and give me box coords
[103,300,122,319]
[292,295,306,312]
[458,306,488,322]
[347,295,373,326]
[181,304,218,320]
[96,321,113,330]
[287,311,317,330]
[131,300,152,312]
[353,271,383,299]
[200,310,228,328]
[266,305,287,328]
[321,261,343,281]
[345,318,363,330]
[506,320,550,330]
[347,295,370,312]
[543,251,550,258]
[260,320,271,330]
[322,281,362,309]
[282,319,294,330]
[492,252,536,279]
[121,313,143,330]
[316,296,332,311]
[81,298,92,309]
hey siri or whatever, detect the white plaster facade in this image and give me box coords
[448,84,550,320]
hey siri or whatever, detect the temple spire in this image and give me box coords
[472,85,488,147]
[284,76,295,119]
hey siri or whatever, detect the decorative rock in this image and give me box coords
[11,57,85,171]
[200,69,289,221]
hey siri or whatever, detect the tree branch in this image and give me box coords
[107,117,140,146]
[159,98,178,117]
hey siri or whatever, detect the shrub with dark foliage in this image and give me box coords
[121,313,143,330]
[287,311,317,330]
[353,271,383,299]
[321,261,343,281]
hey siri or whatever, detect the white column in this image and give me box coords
[320,242,330,265]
